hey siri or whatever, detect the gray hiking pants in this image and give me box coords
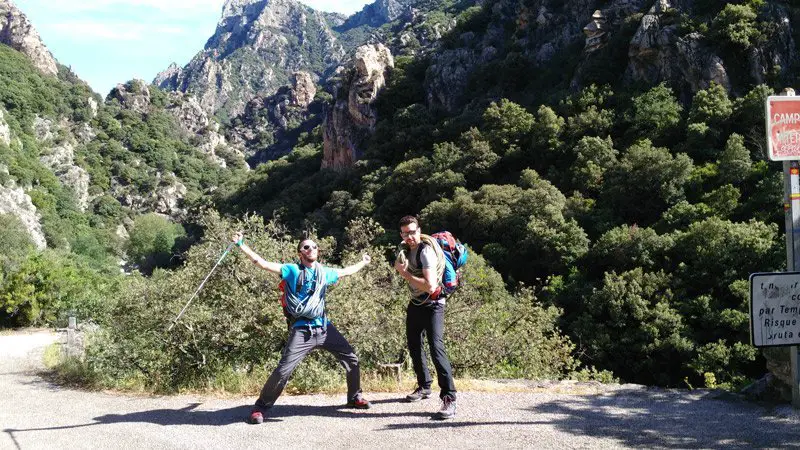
[254,323,361,409]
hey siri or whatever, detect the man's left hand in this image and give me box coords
[394,259,407,274]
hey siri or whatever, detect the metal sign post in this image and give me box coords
[767,88,800,406]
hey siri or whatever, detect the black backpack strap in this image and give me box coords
[415,242,426,268]
[296,262,305,293]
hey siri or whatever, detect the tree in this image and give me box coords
[601,140,694,225]
[422,170,588,283]
[530,105,564,153]
[584,225,674,278]
[569,136,618,195]
[628,83,683,139]
[482,99,534,152]
[670,217,780,298]
[688,82,732,127]
[711,3,761,50]
[572,268,693,386]
[126,213,185,272]
[718,133,752,184]
[0,214,34,276]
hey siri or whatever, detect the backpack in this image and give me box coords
[277,263,327,325]
[418,231,468,296]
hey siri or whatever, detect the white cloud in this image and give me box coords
[49,22,186,41]
[43,0,223,13]
[297,0,368,15]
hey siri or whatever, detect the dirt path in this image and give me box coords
[2,330,800,449]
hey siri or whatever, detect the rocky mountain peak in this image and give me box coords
[323,43,393,170]
[156,0,344,119]
[343,0,411,28]
[107,79,151,114]
[0,0,58,76]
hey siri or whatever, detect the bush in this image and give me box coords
[0,250,118,327]
[126,213,186,272]
[78,212,578,392]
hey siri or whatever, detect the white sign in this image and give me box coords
[750,272,800,347]
[766,96,800,161]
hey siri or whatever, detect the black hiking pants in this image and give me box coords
[254,323,362,410]
[406,301,457,400]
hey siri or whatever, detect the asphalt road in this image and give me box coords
[2,330,800,449]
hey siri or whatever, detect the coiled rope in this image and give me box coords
[284,262,327,319]
[396,234,446,305]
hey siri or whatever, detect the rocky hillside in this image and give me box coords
[154,0,463,120]
[0,0,56,76]
[154,0,346,122]
[0,1,246,271]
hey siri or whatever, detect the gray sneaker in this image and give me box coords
[433,396,456,420]
[405,387,432,402]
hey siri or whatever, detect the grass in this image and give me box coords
[43,344,617,398]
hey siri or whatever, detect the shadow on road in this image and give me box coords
[380,420,546,431]
[3,399,434,447]
[529,387,800,448]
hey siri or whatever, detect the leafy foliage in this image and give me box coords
[80,213,577,391]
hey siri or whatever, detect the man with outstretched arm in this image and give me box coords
[232,232,372,424]
[394,216,457,420]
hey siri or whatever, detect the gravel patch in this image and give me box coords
[2,330,799,449]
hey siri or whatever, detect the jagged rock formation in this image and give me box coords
[154,0,346,119]
[322,44,393,170]
[425,0,797,112]
[339,0,409,28]
[107,80,152,114]
[0,166,46,249]
[625,0,731,94]
[0,0,57,76]
[38,142,90,211]
[153,62,182,88]
[33,116,91,211]
[339,1,455,59]
[583,10,608,52]
[226,70,323,162]
[290,71,316,108]
[0,108,10,146]
[113,173,188,218]
[164,92,244,168]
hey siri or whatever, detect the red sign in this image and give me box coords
[767,96,800,161]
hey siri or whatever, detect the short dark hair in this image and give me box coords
[398,215,419,228]
[297,239,316,252]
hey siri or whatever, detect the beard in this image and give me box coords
[300,253,318,265]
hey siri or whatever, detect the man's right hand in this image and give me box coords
[233,231,244,246]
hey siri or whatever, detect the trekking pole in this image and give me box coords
[168,242,236,331]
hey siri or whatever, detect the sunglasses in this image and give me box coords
[301,244,318,251]
[400,228,419,238]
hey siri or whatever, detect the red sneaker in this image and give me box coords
[249,409,264,424]
[346,395,371,409]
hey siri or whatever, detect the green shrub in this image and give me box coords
[77,213,577,392]
[126,213,186,271]
[0,250,118,327]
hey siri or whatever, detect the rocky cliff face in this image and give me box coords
[322,44,393,170]
[226,70,321,162]
[0,108,10,146]
[424,0,797,112]
[164,92,245,168]
[33,117,91,211]
[0,166,46,249]
[0,0,57,77]
[155,0,346,120]
[340,0,410,29]
[107,80,152,114]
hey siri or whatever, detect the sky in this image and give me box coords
[14,0,371,96]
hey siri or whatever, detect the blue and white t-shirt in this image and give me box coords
[281,263,339,328]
